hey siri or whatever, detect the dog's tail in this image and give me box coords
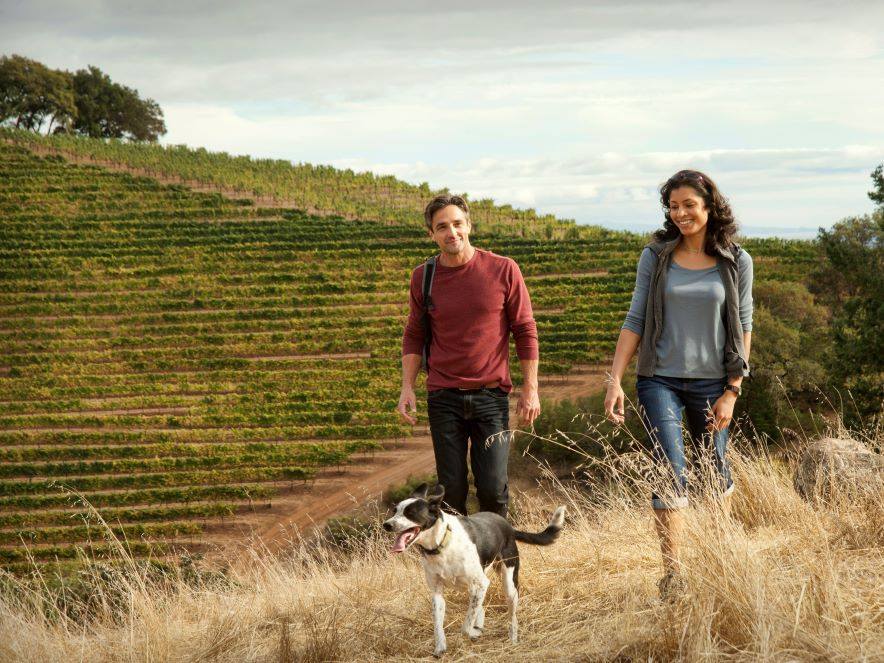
[513,506,566,546]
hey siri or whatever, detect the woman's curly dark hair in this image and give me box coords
[655,170,738,255]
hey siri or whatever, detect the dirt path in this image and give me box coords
[535,364,609,402]
[524,270,609,280]
[1,406,191,419]
[0,302,402,323]
[217,364,609,566]
[217,434,436,563]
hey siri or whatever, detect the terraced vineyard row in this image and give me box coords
[5,129,568,234]
[0,137,817,571]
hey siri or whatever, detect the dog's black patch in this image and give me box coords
[457,512,519,569]
[402,496,442,530]
[403,499,439,530]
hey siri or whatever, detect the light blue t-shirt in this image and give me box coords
[622,248,753,378]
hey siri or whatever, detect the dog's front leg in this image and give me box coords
[430,583,446,657]
[474,602,485,632]
[462,576,489,640]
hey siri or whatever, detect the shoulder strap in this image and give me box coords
[420,257,437,373]
[422,256,437,311]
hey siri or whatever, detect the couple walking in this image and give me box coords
[396,169,753,595]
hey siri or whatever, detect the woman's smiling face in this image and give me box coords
[668,186,709,238]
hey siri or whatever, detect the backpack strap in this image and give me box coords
[421,256,437,373]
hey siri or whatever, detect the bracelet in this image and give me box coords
[724,384,741,397]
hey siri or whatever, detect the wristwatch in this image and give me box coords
[724,384,742,397]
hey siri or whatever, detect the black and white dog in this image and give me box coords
[383,483,566,657]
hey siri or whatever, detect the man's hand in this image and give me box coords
[604,381,626,425]
[516,384,541,427]
[396,386,418,425]
[708,391,737,432]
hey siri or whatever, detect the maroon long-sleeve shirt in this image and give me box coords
[402,249,539,393]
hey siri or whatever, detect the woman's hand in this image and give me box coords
[605,381,626,425]
[604,330,640,426]
[709,392,737,431]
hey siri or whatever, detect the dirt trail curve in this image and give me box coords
[219,364,609,566]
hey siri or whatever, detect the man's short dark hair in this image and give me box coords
[424,194,470,231]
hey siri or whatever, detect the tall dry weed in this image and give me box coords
[0,422,881,662]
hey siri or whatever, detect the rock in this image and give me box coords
[793,436,883,502]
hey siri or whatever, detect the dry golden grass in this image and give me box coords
[1,427,882,662]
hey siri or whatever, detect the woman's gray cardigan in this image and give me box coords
[635,238,751,379]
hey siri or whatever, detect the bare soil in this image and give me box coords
[212,434,435,563]
[240,351,371,360]
[0,301,403,323]
[4,407,191,418]
[524,270,608,280]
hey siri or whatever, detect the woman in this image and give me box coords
[604,169,753,598]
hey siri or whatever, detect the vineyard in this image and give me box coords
[6,129,571,233]
[0,131,818,573]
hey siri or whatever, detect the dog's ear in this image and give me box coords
[427,483,445,503]
[410,483,429,500]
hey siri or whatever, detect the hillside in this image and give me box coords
[7,129,567,233]
[0,132,818,572]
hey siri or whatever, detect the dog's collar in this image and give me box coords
[418,523,452,556]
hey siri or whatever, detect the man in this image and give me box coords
[397,194,541,517]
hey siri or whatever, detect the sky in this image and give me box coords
[2,0,884,237]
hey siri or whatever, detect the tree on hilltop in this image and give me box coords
[0,54,166,142]
[0,54,76,133]
[71,65,166,142]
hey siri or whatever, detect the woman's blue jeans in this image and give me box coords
[636,375,734,510]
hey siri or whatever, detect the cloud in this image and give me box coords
[3,1,882,104]
[2,1,883,234]
[334,144,884,231]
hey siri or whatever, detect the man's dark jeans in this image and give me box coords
[426,386,510,517]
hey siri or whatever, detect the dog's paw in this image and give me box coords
[463,626,483,640]
[433,644,447,658]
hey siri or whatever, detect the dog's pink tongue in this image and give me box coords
[391,530,415,553]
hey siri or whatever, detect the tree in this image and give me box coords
[1,55,166,142]
[0,54,76,133]
[71,65,166,142]
[870,164,884,211]
[810,209,884,423]
[736,280,830,437]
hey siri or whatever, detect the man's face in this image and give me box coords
[428,204,472,255]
